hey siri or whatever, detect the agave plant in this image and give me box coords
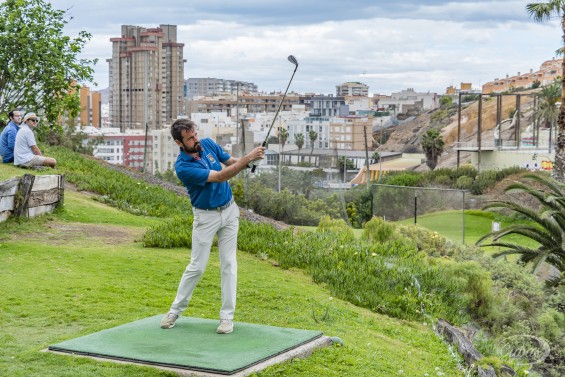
[476,173,565,283]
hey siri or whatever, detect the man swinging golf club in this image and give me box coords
[161,119,265,334]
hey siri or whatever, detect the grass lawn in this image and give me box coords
[0,173,462,376]
[397,210,539,251]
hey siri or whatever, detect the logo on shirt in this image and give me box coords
[206,154,216,164]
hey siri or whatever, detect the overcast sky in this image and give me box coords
[47,0,561,96]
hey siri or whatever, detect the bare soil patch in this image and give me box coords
[19,222,142,245]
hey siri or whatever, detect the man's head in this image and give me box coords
[8,109,22,125]
[171,119,202,154]
[22,112,40,128]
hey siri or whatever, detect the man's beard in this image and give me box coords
[182,141,203,154]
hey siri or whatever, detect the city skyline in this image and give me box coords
[49,0,561,96]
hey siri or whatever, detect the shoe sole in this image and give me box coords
[217,328,233,334]
[161,324,175,329]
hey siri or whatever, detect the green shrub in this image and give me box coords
[362,216,398,243]
[317,215,355,242]
[433,174,452,186]
[454,175,473,190]
[142,216,193,248]
[383,171,423,187]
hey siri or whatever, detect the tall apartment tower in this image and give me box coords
[108,24,185,132]
[336,82,369,97]
[79,86,101,127]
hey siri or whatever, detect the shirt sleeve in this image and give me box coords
[176,162,210,187]
[7,129,16,150]
[24,129,36,147]
[211,140,231,163]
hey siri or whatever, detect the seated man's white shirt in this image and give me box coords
[14,125,37,166]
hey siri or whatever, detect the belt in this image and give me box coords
[195,197,234,212]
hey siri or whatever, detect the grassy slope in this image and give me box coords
[0,165,462,376]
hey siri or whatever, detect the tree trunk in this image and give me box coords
[555,17,565,182]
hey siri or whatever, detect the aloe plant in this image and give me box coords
[477,173,565,283]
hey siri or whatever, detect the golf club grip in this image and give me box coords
[250,141,267,173]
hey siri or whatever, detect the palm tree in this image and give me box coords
[278,127,289,192]
[534,79,560,150]
[279,128,288,164]
[295,132,305,164]
[295,133,304,152]
[527,1,565,181]
[421,128,445,170]
[308,130,318,164]
[476,173,565,284]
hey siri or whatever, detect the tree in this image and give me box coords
[371,150,380,163]
[421,128,445,170]
[337,156,354,181]
[439,96,453,109]
[477,173,565,284]
[295,133,304,151]
[534,78,560,149]
[279,127,288,164]
[0,0,96,126]
[527,1,565,181]
[308,130,318,164]
[295,132,304,164]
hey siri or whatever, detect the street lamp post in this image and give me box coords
[379,117,384,182]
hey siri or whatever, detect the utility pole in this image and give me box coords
[363,124,370,190]
[143,121,149,173]
[143,50,149,173]
[236,82,240,149]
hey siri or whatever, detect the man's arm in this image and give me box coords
[31,145,42,156]
[207,147,264,183]
[7,129,17,153]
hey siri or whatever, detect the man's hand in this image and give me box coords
[245,146,266,167]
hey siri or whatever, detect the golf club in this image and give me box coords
[251,55,299,173]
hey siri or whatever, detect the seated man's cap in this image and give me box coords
[22,112,39,123]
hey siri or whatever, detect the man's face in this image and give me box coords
[26,117,39,129]
[176,129,202,154]
[11,111,21,125]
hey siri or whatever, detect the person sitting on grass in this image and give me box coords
[14,112,57,168]
[0,109,22,163]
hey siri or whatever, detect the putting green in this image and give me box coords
[49,315,323,375]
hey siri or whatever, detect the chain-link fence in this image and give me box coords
[372,184,472,244]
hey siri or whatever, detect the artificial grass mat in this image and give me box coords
[49,315,323,375]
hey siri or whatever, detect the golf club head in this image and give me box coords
[287,55,299,67]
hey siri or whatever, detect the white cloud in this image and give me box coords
[46,0,563,95]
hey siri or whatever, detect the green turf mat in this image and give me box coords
[49,315,323,375]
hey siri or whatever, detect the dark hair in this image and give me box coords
[8,109,20,119]
[170,119,196,141]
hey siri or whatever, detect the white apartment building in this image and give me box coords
[377,88,438,113]
[287,115,331,150]
[94,135,124,164]
[186,78,258,98]
[344,96,371,113]
[190,112,238,141]
[336,82,369,97]
[152,128,179,173]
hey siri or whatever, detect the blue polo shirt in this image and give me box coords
[175,138,233,209]
[0,121,19,163]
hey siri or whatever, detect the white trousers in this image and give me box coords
[169,201,239,320]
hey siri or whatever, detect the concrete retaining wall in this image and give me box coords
[0,174,64,222]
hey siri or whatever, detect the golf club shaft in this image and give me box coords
[251,66,298,173]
